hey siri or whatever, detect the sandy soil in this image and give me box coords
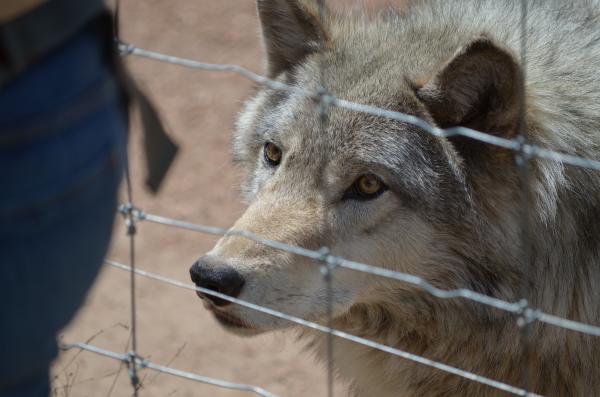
[52,1,398,396]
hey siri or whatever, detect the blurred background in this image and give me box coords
[52,1,396,395]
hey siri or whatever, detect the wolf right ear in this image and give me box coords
[257,0,329,77]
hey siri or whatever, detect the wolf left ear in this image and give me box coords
[416,37,523,157]
[257,0,329,78]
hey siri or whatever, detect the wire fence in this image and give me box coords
[60,1,600,396]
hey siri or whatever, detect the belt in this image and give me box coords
[0,0,104,86]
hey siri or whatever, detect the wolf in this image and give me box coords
[189,0,600,395]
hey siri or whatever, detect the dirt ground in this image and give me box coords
[52,1,397,396]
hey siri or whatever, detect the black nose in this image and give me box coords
[189,256,245,307]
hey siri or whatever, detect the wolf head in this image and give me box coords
[190,0,525,335]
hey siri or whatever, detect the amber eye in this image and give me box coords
[344,174,387,201]
[357,174,382,194]
[264,142,282,166]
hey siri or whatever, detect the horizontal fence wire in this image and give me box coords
[125,208,600,338]
[60,342,280,397]
[104,259,543,397]
[118,42,600,173]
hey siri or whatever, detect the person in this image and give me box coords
[0,1,176,395]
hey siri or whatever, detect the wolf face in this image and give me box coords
[190,0,525,335]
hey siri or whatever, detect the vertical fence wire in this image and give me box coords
[517,0,534,394]
[316,1,334,395]
[114,0,141,394]
[123,182,140,396]
[320,248,335,397]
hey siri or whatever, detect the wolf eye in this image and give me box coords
[264,142,282,166]
[344,174,387,201]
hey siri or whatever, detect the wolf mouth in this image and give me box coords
[197,296,253,330]
[213,310,251,329]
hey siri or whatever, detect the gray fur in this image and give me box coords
[201,1,600,395]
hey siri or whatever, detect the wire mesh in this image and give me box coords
[61,1,600,396]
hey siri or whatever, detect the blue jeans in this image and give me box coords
[0,25,127,396]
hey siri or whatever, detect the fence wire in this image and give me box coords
[134,209,600,338]
[315,2,335,396]
[61,1,600,397]
[101,259,543,397]
[114,1,141,394]
[60,342,280,397]
[516,0,534,394]
[116,43,600,173]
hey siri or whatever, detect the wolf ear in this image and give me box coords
[257,0,329,77]
[416,37,523,159]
